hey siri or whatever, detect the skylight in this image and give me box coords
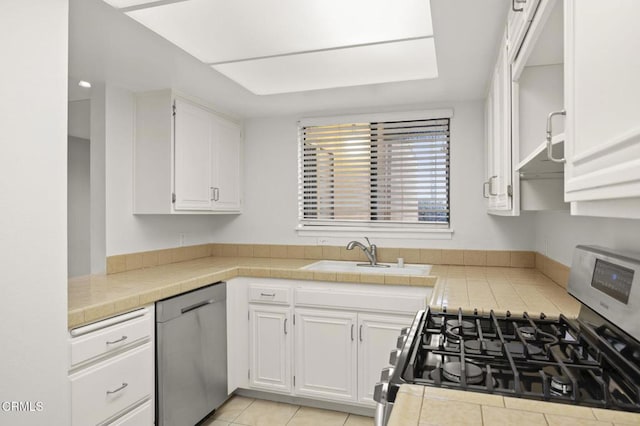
[103,0,438,94]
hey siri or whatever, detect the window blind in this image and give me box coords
[299,117,450,226]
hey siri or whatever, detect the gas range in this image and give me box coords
[374,246,640,425]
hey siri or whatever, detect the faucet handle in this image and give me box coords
[364,236,372,247]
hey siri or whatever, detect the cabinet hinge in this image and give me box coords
[172,103,176,117]
[172,193,176,203]
[507,185,513,197]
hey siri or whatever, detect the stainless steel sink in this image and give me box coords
[302,260,431,275]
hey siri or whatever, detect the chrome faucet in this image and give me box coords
[346,237,387,267]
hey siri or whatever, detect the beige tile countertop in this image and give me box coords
[389,385,640,426]
[68,256,436,328]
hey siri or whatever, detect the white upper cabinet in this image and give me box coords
[133,90,242,214]
[485,29,515,215]
[564,0,640,218]
[511,0,568,212]
[507,0,541,64]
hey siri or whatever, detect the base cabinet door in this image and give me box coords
[249,305,292,393]
[357,313,413,405]
[294,309,358,402]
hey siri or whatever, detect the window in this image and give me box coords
[298,112,450,229]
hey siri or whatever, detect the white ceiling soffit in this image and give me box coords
[104,0,437,94]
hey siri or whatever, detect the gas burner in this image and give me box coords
[437,361,484,385]
[445,320,475,343]
[464,339,502,354]
[550,375,573,396]
[504,341,543,357]
[519,326,537,339]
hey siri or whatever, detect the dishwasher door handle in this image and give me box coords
[180,299,215,314]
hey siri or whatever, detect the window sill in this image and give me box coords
[295,225,453,240]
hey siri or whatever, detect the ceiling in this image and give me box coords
[69,0,508,118]
[112,0,437,95]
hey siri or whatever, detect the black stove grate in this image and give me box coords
[400,307,640,412]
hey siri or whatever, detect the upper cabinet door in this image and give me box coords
[211,116,242,211]
[485,30,515,215]
[173,99,213,211]
[564,0,640,217]
[174,99,213,210]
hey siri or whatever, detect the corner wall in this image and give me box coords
[0,1,70,424]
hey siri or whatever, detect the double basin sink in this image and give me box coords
[302,260,431,276]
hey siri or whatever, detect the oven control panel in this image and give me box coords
[569,245,640,341]
[591,258,634,304]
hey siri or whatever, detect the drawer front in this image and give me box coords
[295,288,427,314]
[108,400,153,426]
[249,285,291,305]
[71,343,153,426]
[71,311,153,367]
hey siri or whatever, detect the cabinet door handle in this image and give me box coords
[512,0,525,12]
[106,335,128,345]
[213,187,220,201]
[546,110,566,163]
[488,175,498,196]
[351,324,354,341]
[260,292,275,297]
[483,181,490,198]
[210,187,215,201]
[359,325,363,342]
[284,318,288,335]
[106,382,128,395]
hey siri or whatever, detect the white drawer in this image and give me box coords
[70,343,153,426]
[70,309,153,367]
[108,400,153,426]
[249,285,291,305]
[295,288,427,314]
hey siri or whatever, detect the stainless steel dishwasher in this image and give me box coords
[156,282,228,426]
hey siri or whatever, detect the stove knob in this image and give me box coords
[380,366,394,381]
[396,335,407,349]
[389,349,399,365]
[400,327,410,336]
[373,382,388,403]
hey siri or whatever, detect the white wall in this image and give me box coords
[104,86,226,255]
[68,136,91,277]
[68,99,90,139]
[535,210,640,266]
[0,1,70,424]
[209,101,536,249]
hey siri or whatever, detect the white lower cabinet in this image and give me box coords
[294,309,358,402]
[293,309,413,405]
[231,277,430,408]
[357,313,413,404]
[69,307,154,425]
[249,305,292,393]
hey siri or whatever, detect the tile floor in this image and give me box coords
[202,396,374,426]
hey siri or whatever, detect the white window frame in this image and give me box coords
[296,109,454,240]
